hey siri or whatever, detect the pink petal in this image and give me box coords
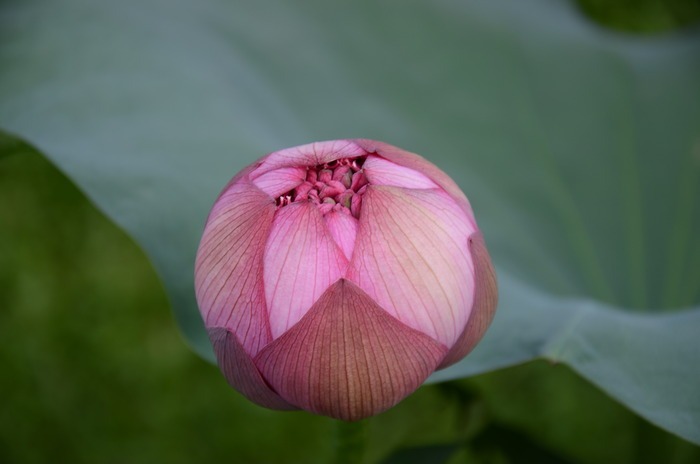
[347,186,477,347]
[254,279,447,421]
[208,328,296,410]
[324,209,358,260]
[353,139,476,222]
[252,166,307,198]
[363,155,438,189]
[264,202,349,338]
[438,232,498,368]
[251,140,366,178]
[195,176,275,356]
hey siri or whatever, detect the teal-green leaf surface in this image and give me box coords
[1,0,698,444]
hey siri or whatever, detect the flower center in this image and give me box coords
[275,156,369,218]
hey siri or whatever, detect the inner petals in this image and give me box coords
[252,166,307,198]
[263,202,349,338]
[251,140,366,178]
[346,186,477,346]
[363,155,438,189]
[324,209,359,260]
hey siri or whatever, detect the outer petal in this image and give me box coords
[250,140,366,178]
[363,155,438,189]
[347,186,477,347]
[353,139,476,222]
[208,328,296,410]
[254,279,448,421]
[264,202,348,338]
[194,173,274,356]
[252,166,306,198]
[438,232,498,368]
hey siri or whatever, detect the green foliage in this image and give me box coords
[0,150,335,464]
[1,0,700,459]
[577,0,700,32]
[1,126,698,464]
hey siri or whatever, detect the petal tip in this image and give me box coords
[208,327,297,411]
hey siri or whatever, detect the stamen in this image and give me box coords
[275,155,369,217]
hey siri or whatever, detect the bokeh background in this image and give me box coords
[1,1,700,463]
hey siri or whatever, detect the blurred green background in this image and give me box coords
[1,1,700,463]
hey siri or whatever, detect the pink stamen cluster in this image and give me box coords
[276,157,369,218]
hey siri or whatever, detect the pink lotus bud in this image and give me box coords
[195,139,497,421]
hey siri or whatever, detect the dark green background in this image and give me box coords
[1,2,700,463]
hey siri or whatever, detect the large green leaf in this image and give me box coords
[1,0,698,444]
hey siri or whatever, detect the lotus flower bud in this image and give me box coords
[195,139,497,420]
